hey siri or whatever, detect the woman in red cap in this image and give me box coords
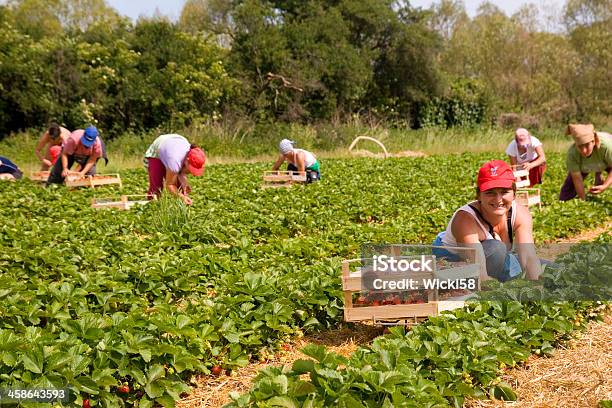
[433,160,541,282]
[144,134,206,205]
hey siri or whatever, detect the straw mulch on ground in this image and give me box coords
[176,324,382,408]
[556,221,612,243]
[466,314,612,408]
[180,315,611,408]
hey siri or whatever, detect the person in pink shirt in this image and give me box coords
[47,126,103,185]
[35,123,71,170]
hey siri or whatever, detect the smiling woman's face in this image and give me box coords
[479,187,514,217]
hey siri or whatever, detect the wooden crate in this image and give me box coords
[512,165,542,208]
[91,195,150,210]
[516,188,541,208]
[262,171,307,188]
[512,165,530,188]
[30,171,50,182]
[65,174,122,188]
[341,256,479,325]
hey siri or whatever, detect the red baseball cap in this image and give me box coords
[186,147,206,176]
[477,160,515,191]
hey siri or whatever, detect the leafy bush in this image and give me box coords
[419,79,491,128]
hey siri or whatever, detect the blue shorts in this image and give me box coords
[432,232,521,282]
[432,232,461,262]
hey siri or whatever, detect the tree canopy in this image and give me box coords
[0,0,609,138]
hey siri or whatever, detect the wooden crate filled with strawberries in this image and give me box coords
[341,253,480,325]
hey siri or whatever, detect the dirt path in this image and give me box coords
[178,222,611,408]
[555,221,611,243]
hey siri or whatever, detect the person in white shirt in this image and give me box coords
[505,128,546,187]
[272,139,321,183]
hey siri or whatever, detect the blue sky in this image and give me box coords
[106,0,565,21]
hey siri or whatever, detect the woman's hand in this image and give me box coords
[589,184,606,195]
[181,195,193,205]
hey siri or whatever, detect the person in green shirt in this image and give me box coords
[559,123,612,201]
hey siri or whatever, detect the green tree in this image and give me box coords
[124,18,237,129]
[428,0,468,41]
[4,0,63,39]
[564,0,612,120]
[179,0,234,38]
[228,0,442,123]
[5,0,122,37]
[59,0,123,32]
[179,0,210,34]
[368,3,443,124]
[564,0,611,28]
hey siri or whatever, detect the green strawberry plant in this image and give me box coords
[0,153,609,407]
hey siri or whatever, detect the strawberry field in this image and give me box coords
[0,153,610,407]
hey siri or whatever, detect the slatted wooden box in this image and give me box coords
[91,195,149,210]
[512,166,531,188]
[29,171,50,182]
[341,251,479,325]
[262,171,307,188]
[65,174,122,188]
[516,188,541,208]
[512,165,542,208]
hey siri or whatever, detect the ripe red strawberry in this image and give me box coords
[118,385,130,394]
[82,399,91,408]
[211,365,223,376]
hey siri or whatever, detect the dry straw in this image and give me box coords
[466,314,611,408]
[176,313,611,408]
[176,325,382,408]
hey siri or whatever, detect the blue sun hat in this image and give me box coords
[81,126,98,148]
